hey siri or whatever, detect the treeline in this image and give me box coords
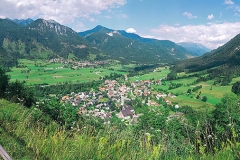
[32,72,123,98]
[33,81,101,98]
[133,64,160,72]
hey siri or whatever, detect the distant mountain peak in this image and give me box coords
[95,25,105,28]
[178,42,211,56]
[0,18,97,66]
[41,19,58,24]
[46,19,57,23]
[11,18,34,26]
[106,30,120,37]
[79,25,114,37]
[28,18,76,35]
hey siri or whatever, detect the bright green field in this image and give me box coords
[7,59,126,85]
[130,67,170,81]
[149,70,239,108]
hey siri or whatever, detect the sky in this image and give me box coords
[1,0,240,49]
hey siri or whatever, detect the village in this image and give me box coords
[48,58,111,69]
[60,78,178,124]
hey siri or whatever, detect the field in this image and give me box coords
[7,59,126,85]
[129,67,237,108]
[130,67,170,81]
[166,81,230,106]
[7,59,239,108]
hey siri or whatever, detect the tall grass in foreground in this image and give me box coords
[0,99,236,159]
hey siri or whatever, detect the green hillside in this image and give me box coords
[1,92,240,159]
[80,25,193,64]
[172,32,240,73]
[0,18,99,68]
[0,19,195,68]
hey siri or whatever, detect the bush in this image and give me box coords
[202,96,207,102]
[232,81,240,95]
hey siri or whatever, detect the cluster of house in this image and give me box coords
[60,79,176,124]
[48,58,110,69]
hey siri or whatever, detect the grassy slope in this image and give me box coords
[0,126,37,159]
[0,99,176,159]
[0,99,236,160]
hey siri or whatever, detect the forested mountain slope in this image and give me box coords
[0,18,195,67]
[172,33,240,72]
[11,18,34,26]
[79,25,194,64]
[0,18,98,67]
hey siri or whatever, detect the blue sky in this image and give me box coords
[1,0,240,49]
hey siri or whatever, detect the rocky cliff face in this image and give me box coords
[28,19,76,36]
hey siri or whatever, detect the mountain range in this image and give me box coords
[0,18,98,67]
[0,18,205,67]
[11,18,34,26]
[177,42,211,56]
[79,25,195,64]
[172,33,240,72]
[4,18,238,72]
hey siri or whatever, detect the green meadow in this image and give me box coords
[130,67,170,81]
[7,59,125,85]
[124,65,233,108]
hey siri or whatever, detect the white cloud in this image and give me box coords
[182,12,197,19]
[0,0,126,24]
[105,15,112,19]
[119,14,128,18]
[207,14,214,20]
[149,22,240,49]
[219,13,223,18]
[224,0,234,5]
[89,17,96,22]
[235,6,240,12]
[126,28,137,33]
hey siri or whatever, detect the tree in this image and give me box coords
[202,96,207,102]
[135,107,169,143]
[212,93,240,142]
[187,89,192,94]
[232,81,240,95]
[167,71,177,80]
[7,80,35,107]
[0,67,9,98]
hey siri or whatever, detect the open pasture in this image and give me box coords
[148,69,236,108]
[7,59,126,85]
[166,95,215,109]
[130,67,170,81]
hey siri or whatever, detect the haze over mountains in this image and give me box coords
[177,42,211,56]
